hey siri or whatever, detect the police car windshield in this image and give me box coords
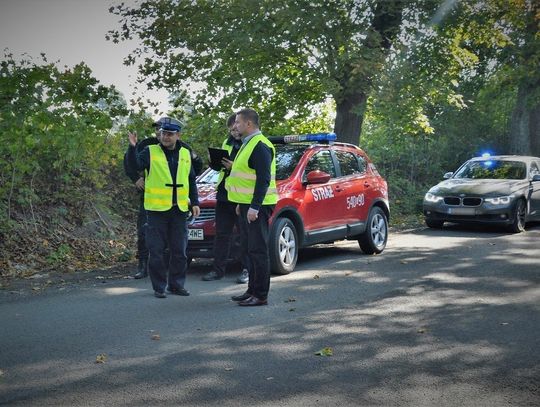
[276,144,308,180]
[454,160,527,180]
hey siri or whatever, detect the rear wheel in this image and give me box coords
[358,207,388,254]
[507,199,526,233]
[425,218,444,229]
[269,217,298,275]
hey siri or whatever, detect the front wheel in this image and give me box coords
[507,199,526,233]
[269,217,298,275]
[358,207,388,254]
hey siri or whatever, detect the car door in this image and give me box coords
[333,149,371,225]
[529,161,540,218]
[300,149,344,232]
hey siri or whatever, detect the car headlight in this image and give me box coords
[484,195,512,205]
[425,192,443,203]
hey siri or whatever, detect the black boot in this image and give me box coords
[134,258,148,279]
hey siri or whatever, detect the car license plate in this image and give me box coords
[447,207,475,215]
[188,229,204,240]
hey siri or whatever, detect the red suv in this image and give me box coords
[187,134,389,274]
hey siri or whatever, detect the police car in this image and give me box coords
[188,133,389,274]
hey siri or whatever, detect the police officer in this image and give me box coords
[227,109,277,306]
[124,118,204,280]
[202,113,249,283]
[127,117,200,298]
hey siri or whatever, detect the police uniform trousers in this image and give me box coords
[212,200,248,277]
[238,204,273,300]
[136,194,149,262]
[146,206,189,293]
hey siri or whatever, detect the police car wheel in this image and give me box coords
[269,217,298,275]
[507,199,526,233]
[358,207,388,255]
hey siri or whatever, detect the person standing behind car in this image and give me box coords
[123,119,163,279]
[127,117,200,298]
[202,114,249,283]
[227,108,277,306]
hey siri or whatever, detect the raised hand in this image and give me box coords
[128,131,138,147]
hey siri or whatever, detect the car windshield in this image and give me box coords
[197,144,308,184]
[275,144,308,180]
[454,160,527,180]
[197,169,220,184]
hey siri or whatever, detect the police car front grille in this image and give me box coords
[190,208,215,223]
[463,197,482,206]
[443,197,482,206]
[444,197,461,205]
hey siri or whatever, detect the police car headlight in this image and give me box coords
[484,195,512,205]
[425,192,443,203]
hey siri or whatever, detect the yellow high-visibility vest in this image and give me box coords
[144,144,191,211]
[226,134,278,205]
[216,138,234,187]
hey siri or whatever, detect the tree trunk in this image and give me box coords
[509,84,530,155]
[509,81,540,156]
[333,92,368,146]
[530,101,540,157]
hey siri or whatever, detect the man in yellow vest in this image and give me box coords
[127,117,200,298]
[226,108,278,306]
[202,113,249,283]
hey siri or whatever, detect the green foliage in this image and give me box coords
[46,243,72,265]
[0,53,129,225]
[108,0,407,144]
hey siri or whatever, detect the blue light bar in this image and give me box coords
[269,133,337,144]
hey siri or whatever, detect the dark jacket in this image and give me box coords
[247,140,274,210]
[212,135,243,202]
[124,137,203,183]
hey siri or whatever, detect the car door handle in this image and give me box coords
[335,186,343,192]
[364,182,371,188]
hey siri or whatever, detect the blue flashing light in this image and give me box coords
[282,133,337,143]
[481,152,491,158]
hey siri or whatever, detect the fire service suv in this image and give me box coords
[188,133,389,274]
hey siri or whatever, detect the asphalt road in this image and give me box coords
[1,224,539,406]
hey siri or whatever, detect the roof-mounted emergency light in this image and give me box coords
[269,132,337,144]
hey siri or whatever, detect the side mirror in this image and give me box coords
[532,174,540,182]
[306,170,331,184]
[443,172,454,179]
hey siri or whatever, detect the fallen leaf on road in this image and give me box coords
[225,367,233,371]
[315,347,333,356]
[345,271,352,276]
[289,308,296,312]
[95,354,107,363]
[266,377,274,380]
[500,322,509,326]
[284,297,296,303]
[313,274,320,279]
[31,287,40,291]
[400,260,408,264]
[417,328,427,334]
[151,334,160,340]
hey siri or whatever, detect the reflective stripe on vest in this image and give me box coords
[144,144,191,211]
[216,138,234,187]
[226,134,278,205]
